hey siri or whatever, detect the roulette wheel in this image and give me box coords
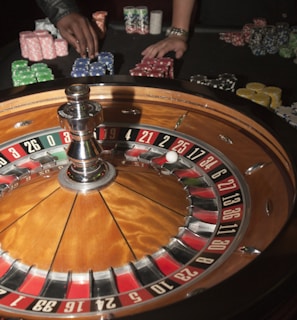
[0,75,296,320]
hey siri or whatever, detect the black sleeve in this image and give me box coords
[35,0,80,25]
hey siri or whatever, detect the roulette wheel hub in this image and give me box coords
[57,83,116,192]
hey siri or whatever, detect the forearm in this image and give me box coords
[171,0,196,31]
[35,0,79,25]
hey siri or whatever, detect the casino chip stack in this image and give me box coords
[32,62,55,82]
[123,6,137,34]
[19,29,68,62]
[190,73,238,92]
[136,6,149,35]
[71,52,114,78]
[54,39,69,57]
[149,10,163,35]
[275,102,297,128]
[219,17,297,60]
[71,58,90,77]
[123,6,149,34]
[92,11,108,38]
[236,82,282,109]
[11,60,54,87]
[35,17,59,38]
[219,18,268,47]
[98,52,114,74]
[129,57,174,78]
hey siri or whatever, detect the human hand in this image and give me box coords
[56,12,99,59]
[141,37,188,59]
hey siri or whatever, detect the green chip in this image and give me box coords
[37,75,54,82]
[31,62,49,72]
[279,46,294,58]
[11,59,28,71]
[15,71,36,79]
[11,60,55,87]
[13,79,36,87]
[35,69,53,76]
[12,66,31,76]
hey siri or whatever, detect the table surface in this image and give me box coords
[1,24,297,105]
[0,23,297,320]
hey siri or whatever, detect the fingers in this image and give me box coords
[57,13,99,59]
[142,44,168,59]
[70,18,98,58]
[141,45,163,59]
[58,30,79,53]
[174,49,185,59]
[142,38,187,59]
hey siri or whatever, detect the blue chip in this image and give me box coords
[71,70,89,78]
[98,52,114,66]
[89,69,106,76]
[74,57,91,65]
[90,61,106,70]
[72,65,89,72]
[98,52,114,60]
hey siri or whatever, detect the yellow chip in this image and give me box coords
[251,92,271,107]
[262,86,282,109]
[262,86,282,99]
[246,82,266,92]
[236,88,256,99]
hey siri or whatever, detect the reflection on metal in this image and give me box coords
[187,287,207,298]
[265,199,273,216]
[218,134,233,144]
[239,246,261,255]
[99,315,114,320]
[121,108,141,115]
[14,120,32,128]
[174,113,187,130]
[245,162,266,175]
[57,84,116,192]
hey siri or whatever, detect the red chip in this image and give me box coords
[54,39,68,57]
[25,35,43,62]
[92,10,108,20]
[38,34,57,60]
[253,17,267,27]
[129,67,145,76]
[242,23,254,43]
[34,29,49,37]
[92,11,108,36]
[19,31,34,58]
[231,32,245,46]
[130,57,174,78]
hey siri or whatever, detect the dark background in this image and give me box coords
[1,0,297,47]
[1,0,297,105]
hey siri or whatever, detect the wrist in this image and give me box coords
[166,27,189,41]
